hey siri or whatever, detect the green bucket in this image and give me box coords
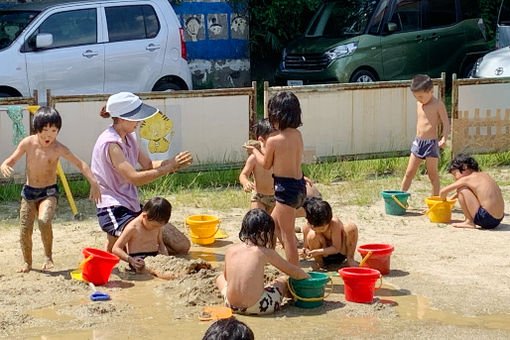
[288,271,331,308]
[380,190,410,216]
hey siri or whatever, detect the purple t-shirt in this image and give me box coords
[91,125,141,212]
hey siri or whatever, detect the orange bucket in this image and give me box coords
[339,267,382,303]
[81,248,120,285]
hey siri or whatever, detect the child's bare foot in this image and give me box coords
[311,262,327,272]
[17,263,31,273]
[346,258,359,267]
[452,221,476,229]
[452,220,477,229]
[42,258,54,270]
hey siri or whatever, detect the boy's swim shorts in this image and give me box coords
[410,137,439,159]
[273,175,306,209]
[21,184,59,201]
[474,206,503,229]
[323,252,347,266]
[222,284,283,315]
[97,205,141,237]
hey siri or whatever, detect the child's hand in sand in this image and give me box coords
[243,181,255,192]
[0,163,13,177]
[128,256,145,272]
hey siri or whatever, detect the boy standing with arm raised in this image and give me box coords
[1,107,101,272]
[244,91,306,265]
[401,74,450,196]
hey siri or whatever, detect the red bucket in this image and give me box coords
[338,267,382,303]
[357,243,394,275]
[81,248,120,285]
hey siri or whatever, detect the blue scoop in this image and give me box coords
[89,282,110,301]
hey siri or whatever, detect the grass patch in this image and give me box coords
[1,150,509,205]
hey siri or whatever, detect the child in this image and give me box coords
[0,107,101,273]
[301,197,359,269]
[216,209,310,315]
[440,154,504,229]
[112,197,171,272]
[202,317,254,340]
[239,119,276,213]
[244,91,305,265]
[401,74,450,196]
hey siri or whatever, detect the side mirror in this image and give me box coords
[36,33,53,48]
[386,22,398,33]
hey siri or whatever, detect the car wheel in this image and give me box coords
[153,82,183,92]
[350,70,377,83]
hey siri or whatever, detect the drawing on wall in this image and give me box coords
[207,14,228,40]
[139,112,174,154]
[183,14,205,42]
[231,15,248,39]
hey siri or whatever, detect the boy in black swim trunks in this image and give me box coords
[301,197,359,270]
[1,107,101,273]
[244,91,306,265]
[112,197,172,272]
[401,74,450,196]
[440,154,504,229]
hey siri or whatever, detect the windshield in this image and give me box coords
[306,0,379,38]
[0,10,39,50]
[499,0,510,26]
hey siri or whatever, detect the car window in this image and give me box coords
[460,0,481,20]
[105,5,160,42]
[500,0,510,25]
[390,0,421,32]
[0,10,39,50]
[368,0,390,34]
[30,9,97,49]
[425,0,456,28]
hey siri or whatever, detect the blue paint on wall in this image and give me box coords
[173,1,249,60]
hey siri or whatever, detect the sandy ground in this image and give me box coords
[0,169,509,340]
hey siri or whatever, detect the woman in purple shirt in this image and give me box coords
[91,92,192,253]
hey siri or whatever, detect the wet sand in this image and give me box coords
[0,169,509,339]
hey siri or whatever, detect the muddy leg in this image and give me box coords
[18,198,36,273]
[340,222,359,267]
[38,196,57,270]
[162,222,191,255]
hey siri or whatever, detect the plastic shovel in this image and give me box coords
[89,282,110,301]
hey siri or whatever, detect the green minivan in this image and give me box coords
[276,0,490,84]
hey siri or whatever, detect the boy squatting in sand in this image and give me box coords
[440,154,504,229]
[401,74,450,196]
[216,209,310,315]
[0,107,101,273]
[112,197,171,273]
[244,91,306,265]
[239,119,321,217]
[301,197,359,269]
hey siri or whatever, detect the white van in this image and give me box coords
[0,0,192,100]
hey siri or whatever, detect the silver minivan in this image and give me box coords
[0,0,192,100]
[497,0,510,48]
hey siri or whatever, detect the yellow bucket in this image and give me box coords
[185,215,220,245]
[424,196,456,223]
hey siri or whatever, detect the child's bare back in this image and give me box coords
[415,96,448,141]
[266,128,303,179]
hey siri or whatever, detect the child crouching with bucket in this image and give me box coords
[216,209,310,315]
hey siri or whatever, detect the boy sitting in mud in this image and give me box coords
[301,197,359,270]
[440,154,504,229]
[112,197,171,272]
[216,209,310,315]
[239,119,276,213]
[0,107,101,273]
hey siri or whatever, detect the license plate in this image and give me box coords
[287,80,303,86]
